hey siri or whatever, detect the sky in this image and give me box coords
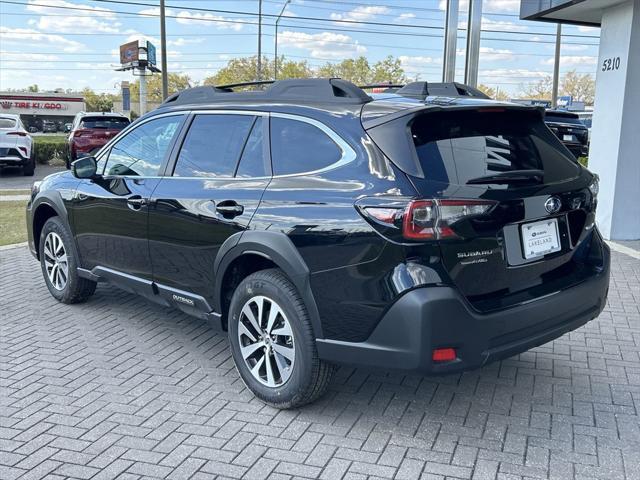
[0,0,601,96]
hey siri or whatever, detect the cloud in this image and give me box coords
[399,55,441,76]
[457,46,514,61]
[479,68,550,81]
[26,0,122,34]
[0,26,85,52]
[167,38,206,47]
[562,44,589,52]
[175,11,243,30]
[578,25,599,33]
[330,6,389,22]
[481,17,528,32]
[541,56,597,66]
[279,31,366,59]
[0,51,60,61]
[439,0,519,12]
[395,13,416,22]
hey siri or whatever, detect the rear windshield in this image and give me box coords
[411,110,579,185]
[80,117,130,129]
[544,112,584,125]
[0,118,17,128]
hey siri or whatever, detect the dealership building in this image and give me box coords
[522,0,640,240]
[0,91,85,131]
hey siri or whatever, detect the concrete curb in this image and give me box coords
[607,241,640,260]
[0,242,28,251]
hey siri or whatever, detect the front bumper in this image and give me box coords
[317,243,610,374]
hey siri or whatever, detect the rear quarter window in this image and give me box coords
[270,117,341,176]
[411,110,580,185]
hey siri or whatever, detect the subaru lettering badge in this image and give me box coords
[545,196,561,214]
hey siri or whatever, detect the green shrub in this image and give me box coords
[33,136,69,165]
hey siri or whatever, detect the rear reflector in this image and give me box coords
[6,131,27,137]
[432,348,456,362]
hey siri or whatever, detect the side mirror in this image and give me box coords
[72,156,98,179]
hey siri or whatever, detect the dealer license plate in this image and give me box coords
[521,218,561,259]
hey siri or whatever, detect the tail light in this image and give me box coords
[7,131,27,137]
[359,198,495,241]
[403,199,495,240]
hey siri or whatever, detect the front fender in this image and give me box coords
[214,231,323,338]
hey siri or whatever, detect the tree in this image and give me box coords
[560,70,595,105]
[519,75,553,100]
[82,87,115,112]
[317,57,371,85]
[477,84,510,101]
[27,84,39,92]
[130,73,192,103]
[370,56,406,84]
[277,58,313,80]
[203,56,274,87]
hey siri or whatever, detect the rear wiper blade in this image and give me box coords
[466,169,544,185]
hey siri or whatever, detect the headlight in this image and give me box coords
[588,174,599,199]
[31,181,41,199]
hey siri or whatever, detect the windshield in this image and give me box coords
[0,118,16,129]
[80,117,130,129]
[411,110,580,185]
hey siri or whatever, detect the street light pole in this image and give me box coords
[257,0,263,80]
[274,0,291,80]
[160,0,168,100]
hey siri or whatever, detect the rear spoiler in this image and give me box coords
[362,102,544,131]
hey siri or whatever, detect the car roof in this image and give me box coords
[77,111,128,118]
[0,113,20,120]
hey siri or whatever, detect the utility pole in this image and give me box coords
[160,0,168,100]
[274,0,291,79]
[257,0,262,80]
[443,0,459,82]
[139,73,147,115]
[552,23,562,107]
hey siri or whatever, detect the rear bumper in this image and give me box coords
[0,156,28,166]
[317,242,610,373]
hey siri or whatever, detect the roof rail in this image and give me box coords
[396,81,489,100]
[358,83,405,90]
[161,78,372,107]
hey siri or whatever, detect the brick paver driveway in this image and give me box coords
[1,246,639,480]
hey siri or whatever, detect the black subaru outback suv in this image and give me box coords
[27,79,610,408]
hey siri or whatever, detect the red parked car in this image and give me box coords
[67,112,130,168]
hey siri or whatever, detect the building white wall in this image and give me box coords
[588,0,640,240]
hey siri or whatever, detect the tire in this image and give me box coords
[66,150,74,170]
[23,153,35,176]
[228,268,334,409]
[39,217,96,304]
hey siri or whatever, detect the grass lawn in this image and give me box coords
[0,200,28,246]
[0,189,30,196]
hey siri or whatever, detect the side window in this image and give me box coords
[104,115,183,177]
[270,117,342,176]
[235,117,269,178]
[174,114,255,178]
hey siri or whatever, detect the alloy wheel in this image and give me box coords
[237,295,295,387]
[43,232,68,290]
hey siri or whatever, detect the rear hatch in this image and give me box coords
[544,110,588,147]
[0,117,18,155]
[364,105,600,312]
[74,116,130,144]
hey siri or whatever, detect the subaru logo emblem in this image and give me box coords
[545,196,561,214]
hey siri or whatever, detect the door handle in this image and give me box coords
[215,201,244,218]
[127,195,147,210]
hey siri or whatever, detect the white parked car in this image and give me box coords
[0,114,35,176]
